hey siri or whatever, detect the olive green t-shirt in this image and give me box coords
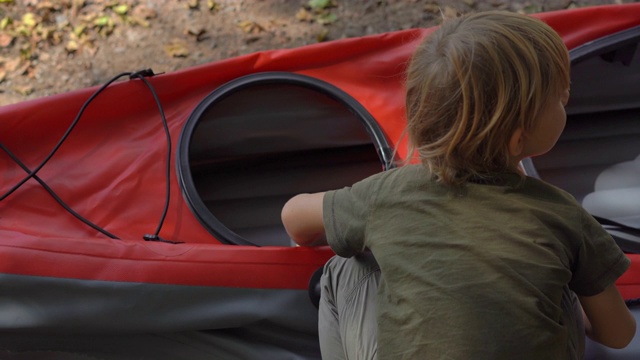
[323,164,630,360]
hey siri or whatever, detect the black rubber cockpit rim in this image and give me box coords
[176,71,395,246]
[569,24,640,65]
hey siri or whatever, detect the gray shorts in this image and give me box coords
[318,253,584,360]
[319,252,380,360]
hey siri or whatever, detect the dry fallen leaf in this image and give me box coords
[186,26,208,41]
[18,44,32,61]
[94,15,115,36]
[65,39,79,53]
[244,35,261,45]
[423,3,440,13]
[128,16,150,27]
[69,0,84,18]
[164,40,189,57]
[37,25,55,41]
[94,15,110,27]
[295,8,315,22]
[14,84,34,96]
[207,0,220,12]
[35,1,57,11]
[4,57,21,72]
[132,5,158,19]
[443,6,458,18]
[73,24,86,37]
[316,28,329,42]
[83,43,98,57]
[0,16,11,30]
[187,0,199,9]
[113,4,128,15]
[308,0,333,11]
[50,31,64,45]
[22,13,37,29]
[15,60,29,75]
[25,65,36,79]
[316,12,337,25]
[238,20,264,34]
[0,33,14,47]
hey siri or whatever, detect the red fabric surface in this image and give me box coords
[1,4,640,293]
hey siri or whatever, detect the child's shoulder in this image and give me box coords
[520,175,579,205]
[346,165,433,197]
[383,164,431,178]
[372,164,433,186]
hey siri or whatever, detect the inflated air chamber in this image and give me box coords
[177,72,394,246]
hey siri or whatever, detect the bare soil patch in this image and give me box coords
[0,0,629,106]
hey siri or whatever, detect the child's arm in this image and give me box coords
[281,192,327,247]
[579,284,636,348]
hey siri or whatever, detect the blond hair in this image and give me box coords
[405,11,570,186]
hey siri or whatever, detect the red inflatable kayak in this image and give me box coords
[1,4,640,359]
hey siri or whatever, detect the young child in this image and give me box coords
[281,11,636,360]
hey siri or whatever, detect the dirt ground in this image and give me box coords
[0,0,632,106]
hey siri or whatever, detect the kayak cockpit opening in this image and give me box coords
[177,72,394,246]
[523,25,640,253]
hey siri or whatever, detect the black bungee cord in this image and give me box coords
[0,72,132,202]
[130,71,182,244]
[0,69,180,243]
[0,142,119,239]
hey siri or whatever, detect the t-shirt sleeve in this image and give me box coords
[323,174,381,258]
[569,209,631,296]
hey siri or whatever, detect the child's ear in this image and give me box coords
[509,127,525,158]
